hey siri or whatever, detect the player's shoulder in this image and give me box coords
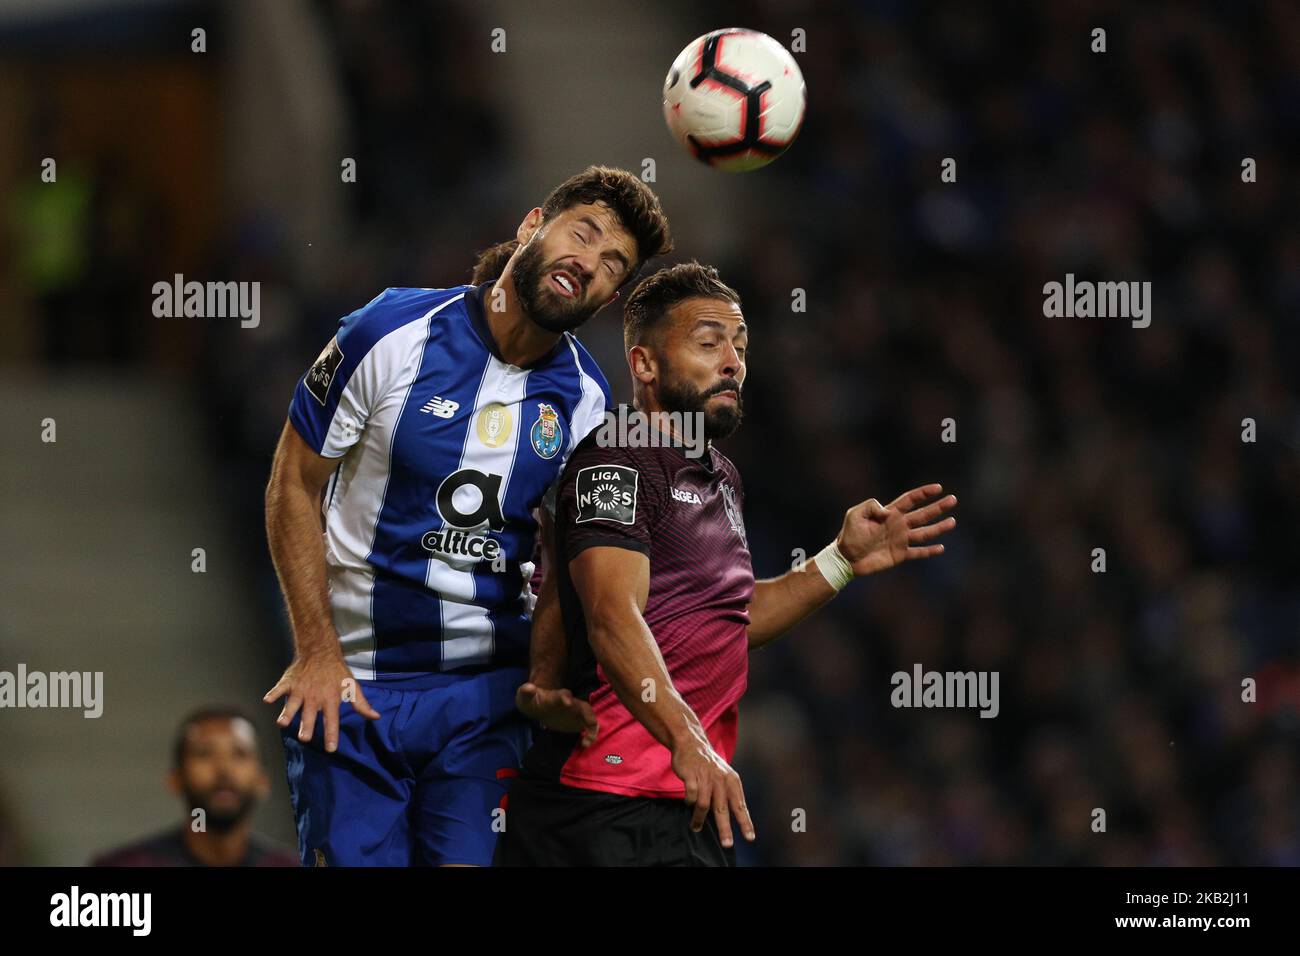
[563,413,669,470]
[709,443,742,482]
[89,827,188,866]
[560,415,683,507]
[336,285,470,351]
[560,332,612,407]
[562,423,619,473]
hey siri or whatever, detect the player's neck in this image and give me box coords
[183,820,252,867]
[486,273,562,368]
[637,398,712,454]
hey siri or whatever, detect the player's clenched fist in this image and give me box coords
[671,730,755,849]
[263,654,380,754]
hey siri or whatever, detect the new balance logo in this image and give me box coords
[420,396,460,418]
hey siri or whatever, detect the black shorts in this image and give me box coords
[494,773,737,867]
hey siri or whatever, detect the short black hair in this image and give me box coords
[623,260,743,350]
[172,707,258,768]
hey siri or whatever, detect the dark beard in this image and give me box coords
[509,237,602,334]
[658,368,744,441]
[184,786,258,833]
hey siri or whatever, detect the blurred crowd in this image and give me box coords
[11,0,1298,865]
[197,0,516,628]
[713,0,1300,865]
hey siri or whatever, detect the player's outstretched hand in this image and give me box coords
[515,682,599,747]
[671,733,755,849]
[836,483,957,576]
[263,653,380,754]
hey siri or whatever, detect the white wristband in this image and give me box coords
[813,540,854,592]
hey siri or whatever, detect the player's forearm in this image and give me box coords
[265,472,341,661]
[587,609,705,752]
[746,563,838,649]
[527,571,566,687]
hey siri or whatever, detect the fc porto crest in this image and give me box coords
[530,402,564,459]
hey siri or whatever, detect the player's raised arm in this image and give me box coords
[570,545,754,848]
[262,421,380,751]
[746,484,958,649]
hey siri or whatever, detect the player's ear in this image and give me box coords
[517,207,544,244]
[166,768,182,797]
[629,344,655,383]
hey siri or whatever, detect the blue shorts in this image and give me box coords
[280,667,531,866]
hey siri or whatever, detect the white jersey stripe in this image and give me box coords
[435,356,529,669]
[324,297,462,680]
[566,335,610,451]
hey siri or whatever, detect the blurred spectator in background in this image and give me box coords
[90,707,296,867]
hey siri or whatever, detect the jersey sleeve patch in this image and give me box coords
[575,465,638,525]
[305,337,345,405]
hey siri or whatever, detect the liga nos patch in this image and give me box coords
[306,337,345,405]
[575,465,638,525]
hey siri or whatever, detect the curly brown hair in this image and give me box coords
[468,165,673,287]
[469,239,519,284]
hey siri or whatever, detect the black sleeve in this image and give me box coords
[556,443,664,561]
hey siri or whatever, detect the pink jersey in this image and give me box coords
[522,427,755,799]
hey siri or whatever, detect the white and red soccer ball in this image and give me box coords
[662,28,806,172]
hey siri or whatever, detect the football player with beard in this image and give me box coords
[263,167,672,866]
[496,262,957,866]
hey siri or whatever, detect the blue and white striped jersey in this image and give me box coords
[288,282,612,681]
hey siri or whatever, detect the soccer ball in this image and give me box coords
[662,28,806,172]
